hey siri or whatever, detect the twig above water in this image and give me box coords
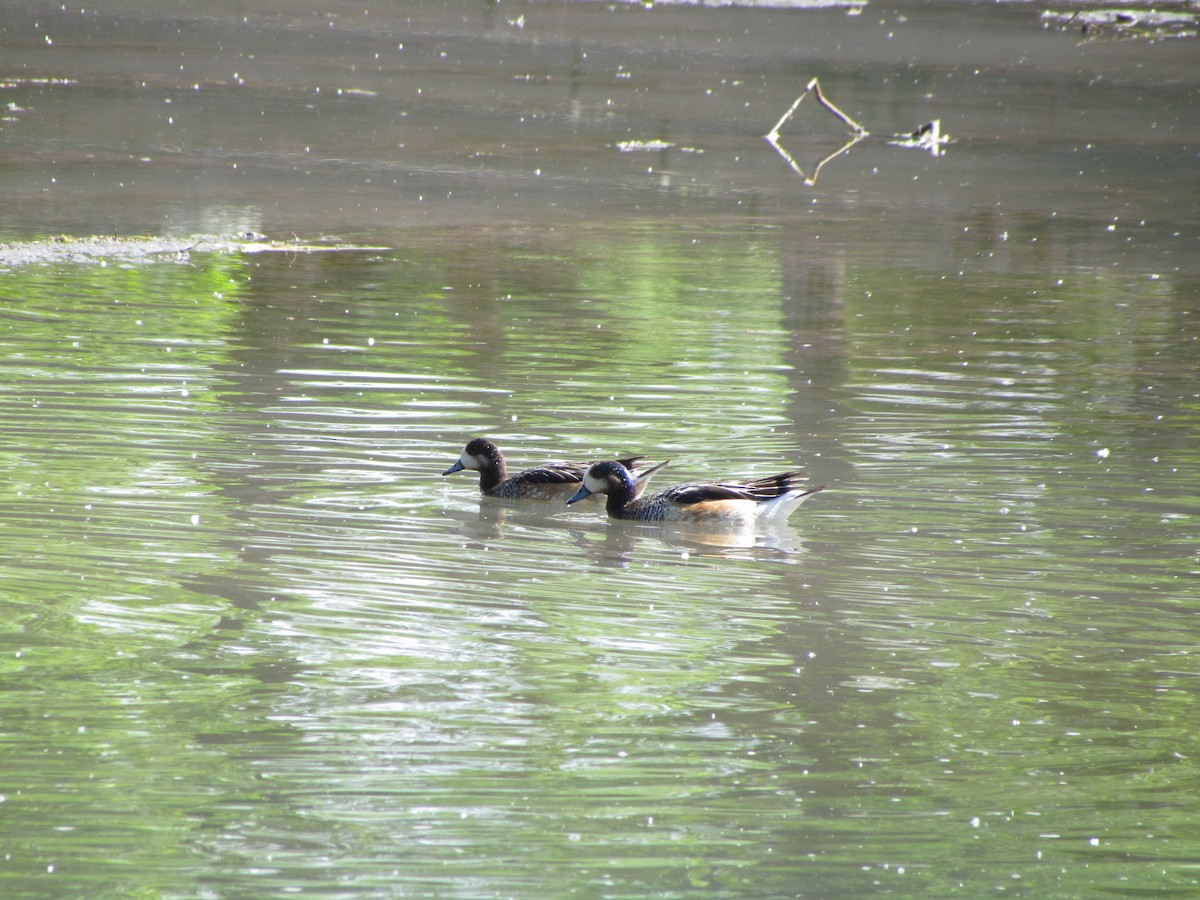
[765,77,868,144]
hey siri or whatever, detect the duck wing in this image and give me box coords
[664,472,807,505]
[513,461,591,485]
[653,482,749,506]
[519,454,649,485]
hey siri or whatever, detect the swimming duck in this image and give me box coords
[443,438,669,502]
[566,460,824,524]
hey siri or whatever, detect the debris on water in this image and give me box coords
[1041,8,1198,41]
[766,77,958,181]
[764,77,869,185]
[888,119,952,156]
[617,139,675,152]
[0,234,391,269]
[0,76,78,88]
[615,0,868,8]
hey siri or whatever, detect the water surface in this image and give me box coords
[1,1,1198,896]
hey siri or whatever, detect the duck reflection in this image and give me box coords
[447,496,811,566]
[582,520,812,568]
[445,495,584,546]
[767,130,866,186]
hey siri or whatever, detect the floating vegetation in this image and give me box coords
[1,77,78,121]
[616,140,704,154]
[1041,7,1199,41]
[0,77,79,89]
[0,233,390,269]
[617,139,675,152]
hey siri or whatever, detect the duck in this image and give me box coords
[566,460,824,524]
[442,438,669,502]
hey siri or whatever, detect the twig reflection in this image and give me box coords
[766,130,867,186]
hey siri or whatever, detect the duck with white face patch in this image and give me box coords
[567,460,824,525]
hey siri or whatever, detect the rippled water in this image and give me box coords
[2,1,1199,897]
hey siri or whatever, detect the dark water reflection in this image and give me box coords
[2,1,1199,897]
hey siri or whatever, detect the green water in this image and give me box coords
[2,225,1197,897]
[2,0,1199,895]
